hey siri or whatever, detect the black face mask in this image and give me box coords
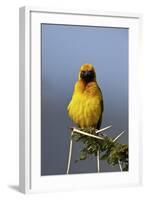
[80,70,95,82]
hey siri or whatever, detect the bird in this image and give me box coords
[67,64,104,129]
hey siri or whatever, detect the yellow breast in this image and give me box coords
[67,80,102,128]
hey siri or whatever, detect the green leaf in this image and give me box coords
[72,133,81,141]
[80,150,87,160]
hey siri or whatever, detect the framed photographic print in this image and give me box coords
[19,6,142,193]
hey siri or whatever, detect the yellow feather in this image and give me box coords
[68,77,103,128]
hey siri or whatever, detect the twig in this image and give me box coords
[67,131,73,174]
[114,131,125,172]
[113,131,125,142]
[96,149,100,172]
[72,128,104,140]
[95,125,112,134]
[118,160,123,171]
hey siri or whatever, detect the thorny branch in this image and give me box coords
[69,126,128,172]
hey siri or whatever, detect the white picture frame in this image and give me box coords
[19,6,142,194]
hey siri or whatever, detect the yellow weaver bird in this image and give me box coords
[67,64,103,129]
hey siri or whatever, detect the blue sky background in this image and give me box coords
[41,24,128,175]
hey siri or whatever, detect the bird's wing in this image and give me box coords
[96,99,104,130]
[98,85,104,112]
[96,86,104,130]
